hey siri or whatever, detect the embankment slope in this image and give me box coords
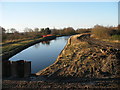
[3,33,120,89]
[36,33,120,87]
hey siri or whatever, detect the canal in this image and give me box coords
[9,36,70,73]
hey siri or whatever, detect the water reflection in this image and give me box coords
[41,41,50,45]
[34,41,51,48]
[10,36,70,73]
[34,43,40,48]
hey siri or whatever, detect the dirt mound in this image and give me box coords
[37,34,120,79]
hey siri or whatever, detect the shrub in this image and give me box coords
[63,27,76,35]
[91,25,112,39]
[76,28,91,34]
[111,35,120,40]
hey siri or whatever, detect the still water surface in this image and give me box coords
[9,36,70,73]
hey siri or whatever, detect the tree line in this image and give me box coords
[1,25,120,42]
[91,25,120,40]
[1,27,77,42]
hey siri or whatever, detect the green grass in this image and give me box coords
[111,35,120,40]
[1,36,55,55]
[2,37,43,54]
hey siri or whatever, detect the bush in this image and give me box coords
[63,27,76,35]
[111,35,120,40]
[91,25,113,39]
[76,28,91,34]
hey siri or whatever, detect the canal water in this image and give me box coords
[9,36,70,73]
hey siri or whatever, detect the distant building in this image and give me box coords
[2,60,31,78]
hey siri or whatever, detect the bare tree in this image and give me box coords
[10,28,16,33]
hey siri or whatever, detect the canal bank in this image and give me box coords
[2,33,120,89]
[9,36,70,73]
[1,36,56,61]
[2,36,70,79]
[35,33,120,88]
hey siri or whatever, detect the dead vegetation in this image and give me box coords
[36,33,120,88]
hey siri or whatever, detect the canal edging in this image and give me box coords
[36,34,82,75]
[1,36,56,61]
[36,33,120,81]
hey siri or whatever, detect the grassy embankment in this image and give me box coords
[91,34,120,43]
[1,36,56,60]
[102,35,120,43]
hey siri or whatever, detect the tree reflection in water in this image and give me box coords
[34,41,51,48]
[34,43,40,48]
[10,36,70,73]
[41,41,50,45]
